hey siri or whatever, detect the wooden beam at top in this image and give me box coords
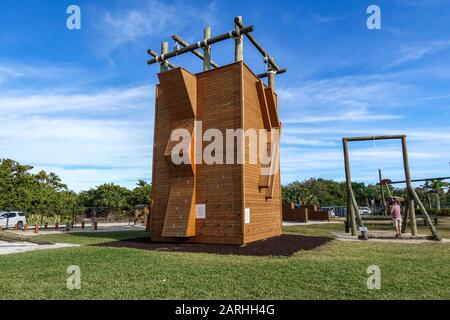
[343,135,406,142]
[147,49,178,69]
[147,25,254,65]
[379,176,450,185]
[257,68,287,79]
[234,17,280,72]
[171,34,220,69]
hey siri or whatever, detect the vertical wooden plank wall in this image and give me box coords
[242,64,282,244]
[194,63,244,244]
[149,62,282,244]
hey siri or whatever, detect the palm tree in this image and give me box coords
[423,180,450,212]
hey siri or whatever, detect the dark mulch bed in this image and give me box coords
[94,234,333,257]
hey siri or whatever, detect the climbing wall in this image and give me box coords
[149,62,281,244]
[157,69,197,238]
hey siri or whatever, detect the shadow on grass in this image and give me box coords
[94,234,333,257]
[37,230,150,246]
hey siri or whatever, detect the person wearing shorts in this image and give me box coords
[390,200,402,237]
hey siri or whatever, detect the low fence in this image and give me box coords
[0,205,150,232]
[282,203,331,222]
[305,205,331,222]
[282,202,308,223]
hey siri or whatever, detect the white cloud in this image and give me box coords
[0,61,154,191]
[282,110,401,124]
[0,115,152,192]
[277,74,409,127]
[282,126,450,140]
[94,0,219,54]
[0,85,152,116]
[282,135,336,146]
[0,62,81,85]
[388,40,450,67]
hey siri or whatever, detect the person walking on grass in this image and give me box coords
[390,199,402,237]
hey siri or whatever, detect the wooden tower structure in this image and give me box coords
[146,17,286,244]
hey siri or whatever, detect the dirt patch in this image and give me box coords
[94,234,333,257]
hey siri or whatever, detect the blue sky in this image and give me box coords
[1,0,449,191]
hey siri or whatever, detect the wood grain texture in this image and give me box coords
[282,202,308,223]
[242,64,282,244]
[150,62,282,244]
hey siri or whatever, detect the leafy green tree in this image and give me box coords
[423,180,450,211]
[128,180,152,207]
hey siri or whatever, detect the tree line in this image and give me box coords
[0,159,151,224]
[282,178,450,210]
[2,159,449,224]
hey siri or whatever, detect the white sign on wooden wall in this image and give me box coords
[196,204,206,219]
[245,208,251,224]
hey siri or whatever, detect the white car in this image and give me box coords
[0,211,27,229]
[359,207,372,215]
[321,207,336,217]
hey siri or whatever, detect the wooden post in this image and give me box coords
[171,35,219,68]
[234,17,281,72]
[345,197,351,233]
[401,199,410,233]
[349,200,357,236]
[203,27,211,71]
[378,169,387,215]
[160,42,169,72]
[148,25,254,65]
[257,69,286,79]
[24,224,28,231]
[81,221,85,229]
[93,221,98,231]
[234,16,243,62]
[401,136,417,236]
[343,139,368,239]
[410,187,441,240]
[268,61,276,89]
[34,224,39,234]
[343,139,357,236]
[148,49,178,69]
[407,199,416,234]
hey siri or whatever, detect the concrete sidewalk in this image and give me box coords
[5,222,146,237]
[0,241,79,255]
[282,220,341,226]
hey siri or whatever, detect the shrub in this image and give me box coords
[426,208,450,216]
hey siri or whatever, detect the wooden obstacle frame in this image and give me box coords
[342,135,441,240]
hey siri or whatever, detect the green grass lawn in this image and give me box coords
[0,220,449,300]
[284,217,450,238]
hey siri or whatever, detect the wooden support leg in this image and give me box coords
[350,189,368,240]
[349,199,357,236]
[345,198,351,233]
[408,195,418,236]
[401,199,410,233]
[203,27,211,71]
[234,16,243,62]
[343,139,361,237]
[160,42,169,72]
[268,67,275,89]
[410,187,441,240]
